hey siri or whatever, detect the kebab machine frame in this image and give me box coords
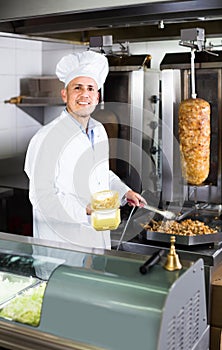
[160,28,222,206]
[111,29,222,349]
[0,231,209,350]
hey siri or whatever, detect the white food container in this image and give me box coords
[91,190,120,231]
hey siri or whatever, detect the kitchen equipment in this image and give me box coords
[141,229,222,246]
[134,209,222,246]
[141,203,176,220]
[160,50,222,205]
[116,205,136,251]
[127,197,177,220]
[139,248,165,274]
[91,190,120,230]
[0,232,209,350]
[94,55,161,195]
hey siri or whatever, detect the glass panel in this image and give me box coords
[187,68,220,186]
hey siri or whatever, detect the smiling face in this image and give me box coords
[61,76,99,123]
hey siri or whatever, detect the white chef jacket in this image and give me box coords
[24,110,130,251]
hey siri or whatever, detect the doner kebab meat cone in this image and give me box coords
[178,97,210,185]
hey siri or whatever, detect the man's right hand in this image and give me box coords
[86,204,93,215]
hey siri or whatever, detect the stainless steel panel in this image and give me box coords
[0,0,175,20]
[142,70,161,192]
[141,230,222,246]
[161,69,185,204]
[129,70,144,191]
[0,319,104,350]
[101,69,145,192]
[100,67,161,194]
[161,53,222,205]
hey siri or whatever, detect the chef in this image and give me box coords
[24,50,146,253]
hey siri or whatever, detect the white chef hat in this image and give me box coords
[56,51,109,89]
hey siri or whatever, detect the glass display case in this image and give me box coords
[0,232,209,350]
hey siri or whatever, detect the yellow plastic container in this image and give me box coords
[91,190,120,231]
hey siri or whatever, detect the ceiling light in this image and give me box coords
[158,20,164,29]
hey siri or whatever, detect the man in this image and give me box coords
[24,50,146,252]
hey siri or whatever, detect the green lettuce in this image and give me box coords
[0,282,46,326]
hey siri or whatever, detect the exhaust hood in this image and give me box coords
[160,49,222,70]
[5,76,65,107]
[0,1,221,43]
[107,54,151,70]
[5,54,152,108]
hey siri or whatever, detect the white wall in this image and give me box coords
[0,36,42,158]
[0,34,221,159]
[42,41,85,75]
[0,36,82,158]
[42,41,85,124]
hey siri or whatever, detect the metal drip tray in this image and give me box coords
[134,209,222,246]
[140,230,222,246]
[19,96,64,106]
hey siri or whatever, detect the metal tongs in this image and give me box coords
[128,199,176,220]
[141,203,198,221]
[141,203,177,220]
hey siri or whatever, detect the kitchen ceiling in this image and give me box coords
[0,0,222,44]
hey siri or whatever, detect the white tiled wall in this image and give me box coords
[42,41,85,74]
[0,36,83,159]
[0,36,42,158]
[0,34,221,161]
[42,41,85,123]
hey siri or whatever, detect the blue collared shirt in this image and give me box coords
[65,109,95,149]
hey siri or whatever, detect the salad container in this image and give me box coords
[91,190,120,230]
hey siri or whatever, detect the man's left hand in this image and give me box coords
[125,190,147,207]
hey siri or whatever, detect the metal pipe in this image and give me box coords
[100,85,105,110]
[191,48,197,99]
